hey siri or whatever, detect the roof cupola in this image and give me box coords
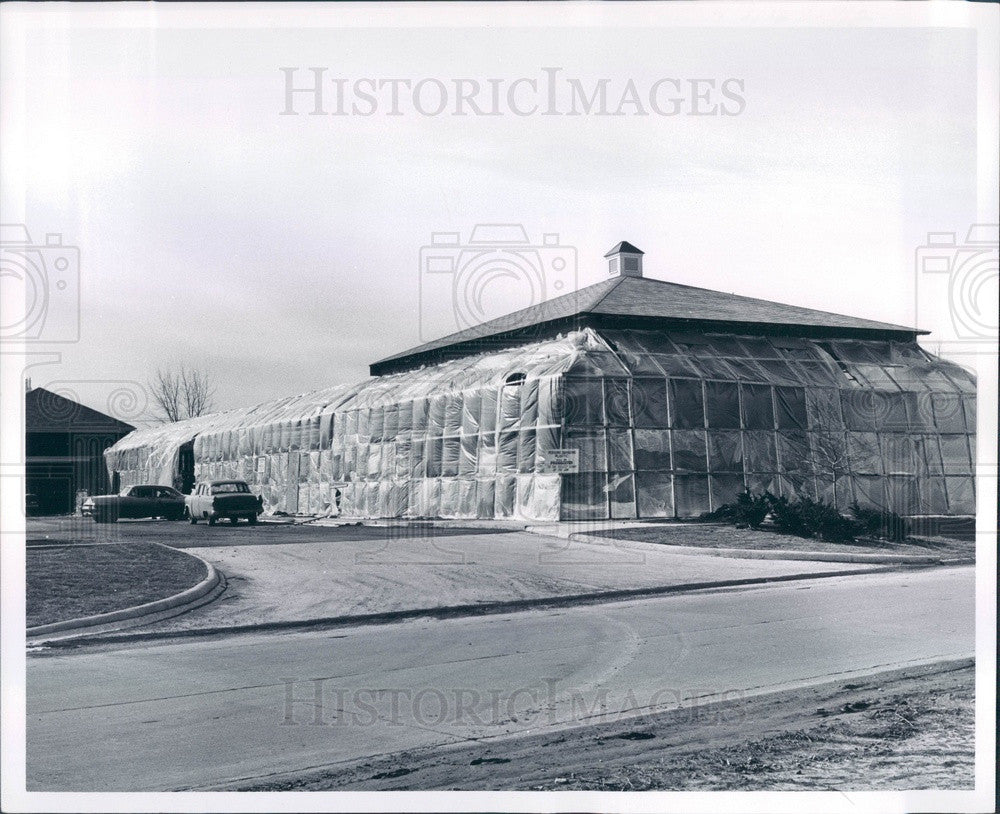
[604,241,644,278]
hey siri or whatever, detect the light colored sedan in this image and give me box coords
[185,480,263,526]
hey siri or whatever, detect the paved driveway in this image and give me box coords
[55,526,890,632]
[26,517,884,632]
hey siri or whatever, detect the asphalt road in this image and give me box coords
[27,565,974,791]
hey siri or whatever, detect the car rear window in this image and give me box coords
[211,482,249,494]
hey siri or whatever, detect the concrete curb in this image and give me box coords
[562,532,953,565]
[30,561,939,650]
[27,545,225,641]
[939,557,976,566]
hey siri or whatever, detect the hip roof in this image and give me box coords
[373,275,922,374]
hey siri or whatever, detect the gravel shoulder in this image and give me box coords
[236,659,974,792]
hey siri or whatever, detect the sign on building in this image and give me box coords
[538,448,580,474]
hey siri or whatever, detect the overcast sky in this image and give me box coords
[2,6,995,427]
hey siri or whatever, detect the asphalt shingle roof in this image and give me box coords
[374,274,921,370]
[26,387,135,433]
[604,241,645,256]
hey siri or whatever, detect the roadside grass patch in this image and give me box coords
[586,523,975,560]
[27,543,208,627]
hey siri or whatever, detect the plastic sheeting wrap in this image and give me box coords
[106,332,596,520]
[105,326,977,520]
[564,329,977,518]
[106,409,255,490]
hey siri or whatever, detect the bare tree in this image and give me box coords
[151,368,183,422]
[181,367,215,419]
[150,367,216,423]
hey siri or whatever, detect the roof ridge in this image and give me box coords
[584,274,628,312]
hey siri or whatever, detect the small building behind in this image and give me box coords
[25,384,135,515]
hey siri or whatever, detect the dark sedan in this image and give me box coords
[84,485,186,523]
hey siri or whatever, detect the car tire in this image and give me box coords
[230,517,238,525]
[186,508,197,524]
[208,516,216,526]
[248,515,258,526]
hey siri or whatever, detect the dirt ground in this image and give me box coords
[590,523,976,560]
[26,543,207,627]
[234,659,974,792]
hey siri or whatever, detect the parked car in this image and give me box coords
[85,485,186,523]
[186,480,263,525]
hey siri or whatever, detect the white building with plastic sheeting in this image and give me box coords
[105,243,976,523]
